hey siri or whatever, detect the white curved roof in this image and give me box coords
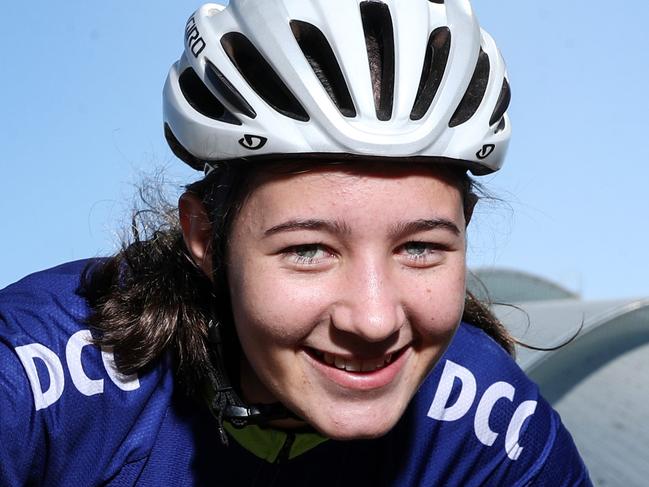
[468,268,579,303]
[493,297,649,374]
[481,273,649,486]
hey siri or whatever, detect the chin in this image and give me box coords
[304,402,406,441]
[317,419,398,441]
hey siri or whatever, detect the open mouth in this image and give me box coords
[306,347,406,373]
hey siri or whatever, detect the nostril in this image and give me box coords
[330,266,405,340]
[329,300,405,342]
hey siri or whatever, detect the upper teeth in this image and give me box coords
[322,352,393,372]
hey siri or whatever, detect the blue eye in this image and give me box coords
[398,241,444,268]
[284,244,333,267]
[404,242,430,256]
[293,245,322,259]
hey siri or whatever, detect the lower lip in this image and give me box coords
[304,347,411,391]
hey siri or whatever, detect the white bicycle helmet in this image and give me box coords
[163,0,511,176]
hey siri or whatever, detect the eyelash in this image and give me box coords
[397,241,442,266]
[282,241,444,268]
[284,244,334,266]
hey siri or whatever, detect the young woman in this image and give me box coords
[0,0,592,485]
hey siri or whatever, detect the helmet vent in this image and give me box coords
[221,32,310,122]
[290,20,356,118]
[360,1,395,121]
[449,49,490,127]
[495,116,506,133]
[205,60,257,119]
[178,67,241,125]
[489,77,511,126]
[410,27,451,121]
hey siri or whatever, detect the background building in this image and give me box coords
[469,269,649,486]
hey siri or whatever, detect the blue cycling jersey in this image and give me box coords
[0,260,592,486]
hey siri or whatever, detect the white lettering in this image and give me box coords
[474,381,515,447]
[428,360,539,461]
[15,330,141,410]
[15,343,65,410]
[505,400,538,460]
[66,330,104,396]
[427,360,476,422]
[101,346,140,391]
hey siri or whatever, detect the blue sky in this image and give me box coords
[1,1,647,300]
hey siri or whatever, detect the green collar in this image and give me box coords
[201,373,327,462]
[203,370,328,463]
[224,422,329,463]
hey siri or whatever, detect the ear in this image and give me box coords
[179,192,213,279]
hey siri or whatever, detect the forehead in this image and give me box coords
[237,164,465,225]
[249,162,462,193]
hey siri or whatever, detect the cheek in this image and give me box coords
[228,260,327,347]
[408,265,467,338]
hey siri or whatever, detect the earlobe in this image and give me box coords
[179,192,213,279]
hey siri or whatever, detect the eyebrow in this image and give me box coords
[264,219,352,237]
[263,218,460,238]
[388,219,461,238]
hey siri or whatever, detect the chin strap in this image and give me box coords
[205,318,300,446]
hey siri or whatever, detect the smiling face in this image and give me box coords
[225,165,468,439]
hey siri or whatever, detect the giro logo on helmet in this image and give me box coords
[185,15,206,58]
[238,134,268,150]
[476,144,496,160]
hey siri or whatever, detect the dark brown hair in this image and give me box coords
[80,161,515,395]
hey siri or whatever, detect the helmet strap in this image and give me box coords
[204,318,301,446]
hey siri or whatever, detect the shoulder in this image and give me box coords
[0,260,94,324]
[0,260,117,404]
[0,260,102,414]
[392,322,592,486]
[421,322,541,430]
[0,260,185,485]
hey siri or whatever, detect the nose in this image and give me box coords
[330,258,406,342]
